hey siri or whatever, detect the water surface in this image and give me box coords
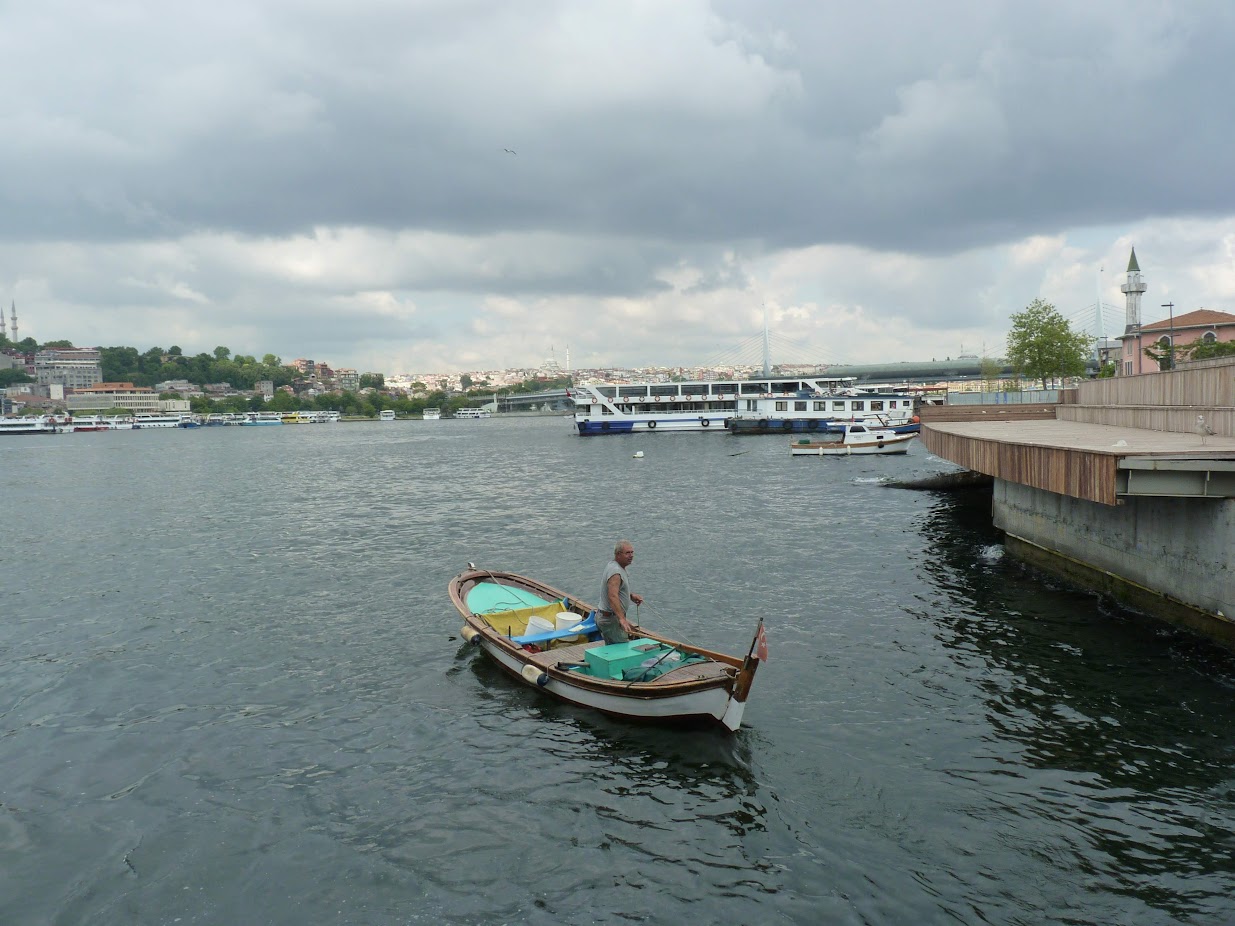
[2,418,1233,924]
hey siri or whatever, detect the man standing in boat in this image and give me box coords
[598,540,644,643]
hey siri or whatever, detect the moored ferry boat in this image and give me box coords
[239,412,284,426]
[454,407,491,419]
[0,415,63,435]
[570,374,857,435]
[379,409,396,421]
[726,389,919,435]
[133,414,196,429]
[67,415,110,432]
[422,408,441,420]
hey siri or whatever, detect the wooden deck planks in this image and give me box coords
[922,419,1235,506]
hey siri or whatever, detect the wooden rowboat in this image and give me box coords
[449,567,762,732]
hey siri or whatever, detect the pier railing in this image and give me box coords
[1058,358,1235,437]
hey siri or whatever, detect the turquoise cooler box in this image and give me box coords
[584,641,670,679]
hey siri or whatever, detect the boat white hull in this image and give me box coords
[791,436,916,455]
[477,637,745,731]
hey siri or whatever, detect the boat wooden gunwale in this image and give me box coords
[790,422,918,456]
[449,568,761,731]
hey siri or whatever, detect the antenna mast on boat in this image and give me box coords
[761,305,771,377]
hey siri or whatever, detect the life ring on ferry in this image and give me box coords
[757,419,769,431]
[700,418,710,427]
[647,420,657,430]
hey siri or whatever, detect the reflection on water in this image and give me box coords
[917,492,1235,921]
[3,424,1235,925]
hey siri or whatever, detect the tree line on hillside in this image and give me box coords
[1,335,575,417]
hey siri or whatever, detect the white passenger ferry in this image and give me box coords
[726,389,919,435]
[422,408,441,420]
[570,374,858,435]
[379,409,396,421]
[133,414,198,429]
[0,415,63,435]
[454,408,491,419]
[239,412,284,426]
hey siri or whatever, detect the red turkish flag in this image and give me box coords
[755,623,769,662]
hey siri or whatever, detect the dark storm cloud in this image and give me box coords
[2,1,1234,371]
[4,1,1231,256]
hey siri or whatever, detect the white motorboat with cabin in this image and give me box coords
[726,388,920,435]
[570,374,859,435]
[422,408,441,420]
[790,422,918,456]
[379,409,396,421]
[454,407,491,419]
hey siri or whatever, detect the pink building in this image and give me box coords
[1117,248,1235,373]
[1125,309,1235,372]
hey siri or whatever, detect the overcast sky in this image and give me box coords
[3,0,1234,374]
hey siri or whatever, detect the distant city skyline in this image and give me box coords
[2,4,1234,373]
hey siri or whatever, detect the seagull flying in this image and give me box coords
[502,148,516,155]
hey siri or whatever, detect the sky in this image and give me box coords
[3,0,1235,375]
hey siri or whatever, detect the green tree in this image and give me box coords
[41,339,74,349]
[0,368,33,387]
[979,357,1002,391]
[1006,299,1092,390]
[214,346,231,361]
[359,373,385,390]
[460,373,473,390]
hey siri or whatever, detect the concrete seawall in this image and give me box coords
[992,480,1235,646]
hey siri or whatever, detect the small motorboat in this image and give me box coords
[790,422,917,456]
[449,568,763,732]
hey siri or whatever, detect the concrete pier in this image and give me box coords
[920,359,1235,650]
[992,481,1235,646]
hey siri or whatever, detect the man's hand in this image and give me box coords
[631,593,644,606]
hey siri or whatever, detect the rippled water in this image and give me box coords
[3,418,1234,925]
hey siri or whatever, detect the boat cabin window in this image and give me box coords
[601,406,614,416]
[741,383,764,395]
[744,400,758,411]
[775,401,788,411]
[712,383,737,396]
[794,401,807,411]
[814,402,826,411]
[598,387,617,399]
[851,401,865,411]
[618,386,647,399]
[650,385,679,397]
[832,401,847,411]
[870,401,884,411]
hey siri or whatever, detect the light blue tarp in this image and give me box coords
[466,583,555,614]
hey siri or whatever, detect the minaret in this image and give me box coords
[0,300,6,340]
[1120,247,1145,334]
[8,301,16,342]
